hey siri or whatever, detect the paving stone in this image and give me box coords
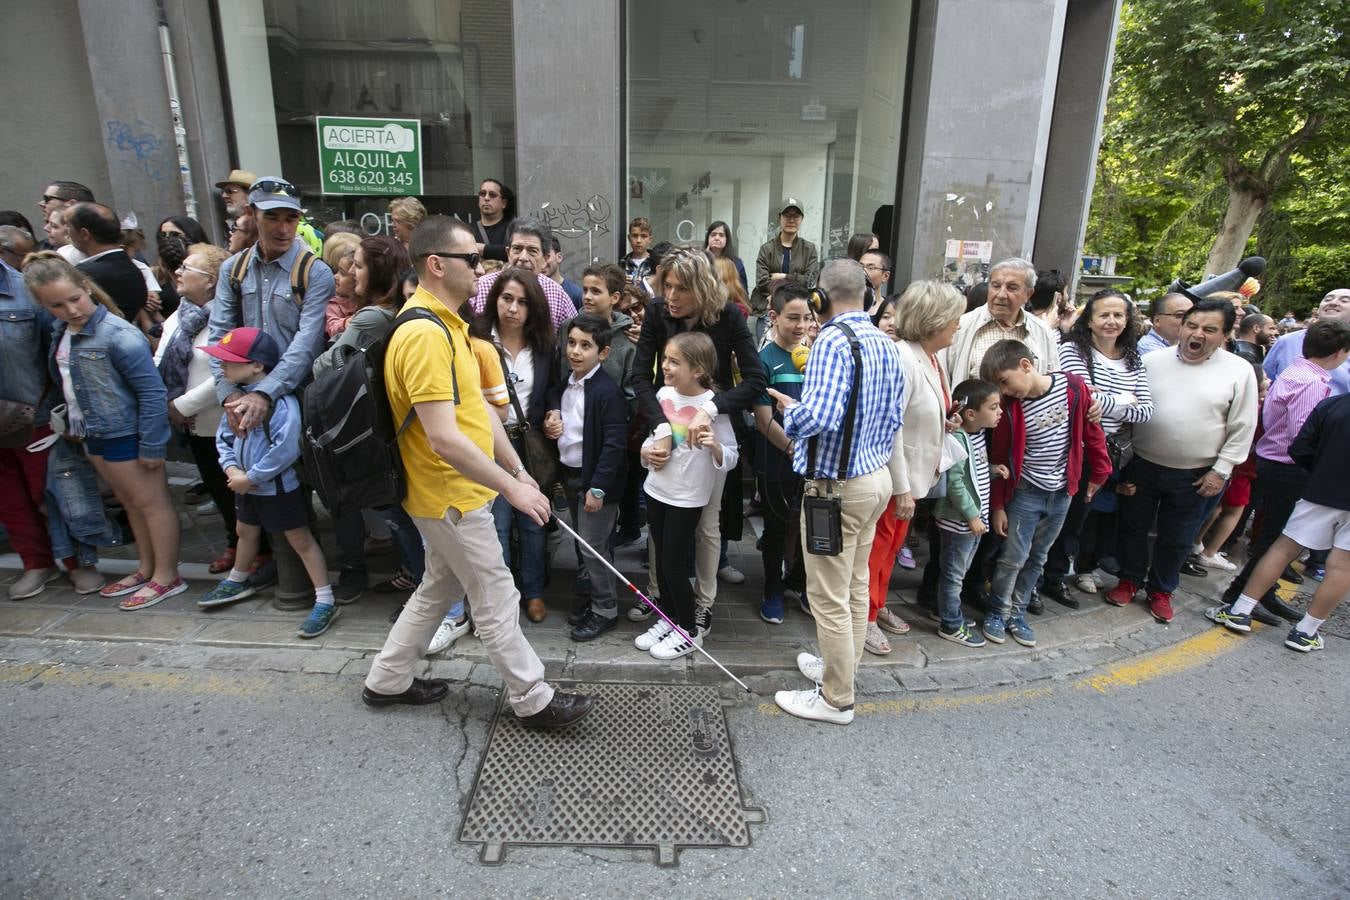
[318,625,390,653]
[301,651,357,675]
[467,664,503,688]
[896,670,940,692]
[854,666,901,694]
[425,658,474,682]
[929,668,982,691]
[99,645,158,667]
[340,658,372,677]
[193,619,307,648]
[48,612,200,643]
[0,606,71,636]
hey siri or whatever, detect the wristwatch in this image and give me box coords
[588,488,605,500]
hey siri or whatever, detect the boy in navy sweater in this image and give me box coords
[544,313,628,641]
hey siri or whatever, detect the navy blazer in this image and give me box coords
[547,365,628,504]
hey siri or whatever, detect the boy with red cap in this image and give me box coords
[198,327,336,637]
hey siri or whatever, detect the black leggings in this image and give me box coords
[758,473,804,597]
[647,495,705,633]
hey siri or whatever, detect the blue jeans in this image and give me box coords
[380,505,425,581]
[990,483,1072,620]
[938,529,982,631]
[491,494,547,599]
[1116,456,1223,595]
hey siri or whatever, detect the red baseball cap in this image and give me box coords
[202,326,281,368]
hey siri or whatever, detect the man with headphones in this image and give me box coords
[767,259,904,725]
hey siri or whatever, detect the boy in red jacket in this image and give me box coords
[979,340,1111,646]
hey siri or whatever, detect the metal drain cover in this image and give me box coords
[459,682,765,866]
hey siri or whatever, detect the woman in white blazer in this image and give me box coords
[154,243,250,575]
[865,281,967,655]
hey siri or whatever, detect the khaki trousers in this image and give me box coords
[365,503,553,716]
[801,466,891,709]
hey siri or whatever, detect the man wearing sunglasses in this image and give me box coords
[363,214,593,726]
[1138,292,1193,355]
[471,178,513,261]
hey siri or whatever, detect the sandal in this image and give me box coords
[118,577,188,611]
[99,571,149,598]
[876,606,911,635]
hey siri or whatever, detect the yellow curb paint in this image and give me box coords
[1078,627,1243,694]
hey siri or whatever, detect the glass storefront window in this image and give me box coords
[626,0,911,275]
[217,0,515,231]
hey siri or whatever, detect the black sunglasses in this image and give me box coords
[249,179,300,199]
[416,251,481,269]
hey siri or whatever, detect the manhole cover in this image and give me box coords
[459,682,765,866]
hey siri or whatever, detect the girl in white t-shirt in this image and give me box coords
[636,332,739,660]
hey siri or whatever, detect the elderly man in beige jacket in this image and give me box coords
[941,258,1058,384]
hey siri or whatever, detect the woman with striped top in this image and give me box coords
[1041,289,1154,605]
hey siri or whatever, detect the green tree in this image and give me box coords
[1106,0,1349,278]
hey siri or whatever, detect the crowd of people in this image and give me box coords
[2,171,1348,728]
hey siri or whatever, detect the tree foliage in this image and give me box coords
[1086,0,1350,311]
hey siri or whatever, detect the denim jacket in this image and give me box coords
[0,261,56,424]
[49,305,172,459]
[44,438,124,563]
[207,240,334,404]
[215,392,302,495]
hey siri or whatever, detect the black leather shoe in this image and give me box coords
[1042,580,1079,609]
[570,610,618,641]
[516,690,594,728]
[567,598,592,627]
[1179,558,1208,577]
[1260,593,1303,622]
[1027,594,1044,616]
[1249,603,1282,627]
[1280,564,1304,585]
[362,677,450,708]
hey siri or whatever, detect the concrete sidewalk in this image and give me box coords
[0,464,1330,692]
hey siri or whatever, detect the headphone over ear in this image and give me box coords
[809,286,830,313]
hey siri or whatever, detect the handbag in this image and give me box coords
[804,322,862,556]
[499,349,561,490]
[1106,424,1134,472]
[0,397,37,449]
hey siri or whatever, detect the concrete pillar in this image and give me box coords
[894,0,1067,284]
[1033,0,1123,278]
[76,0,185,233]
[511,0,622,277]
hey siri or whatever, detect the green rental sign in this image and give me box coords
[316,116,422,196]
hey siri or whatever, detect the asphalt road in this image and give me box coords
[2,628,1345,898]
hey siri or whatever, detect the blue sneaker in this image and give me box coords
[981,615,1006,644]
[1007,616,1037,647]
[1205,603,1252,633]
[1307,566,1326,582]
[939,622,987,648]
[297,603,340,639]
[198,578,255,609]
[1284,627,1324,653]
[760,594,786,625]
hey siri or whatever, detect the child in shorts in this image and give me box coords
[198,327,335,638]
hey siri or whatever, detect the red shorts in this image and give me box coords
[1222,468,1253,508]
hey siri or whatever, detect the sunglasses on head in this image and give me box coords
[249,179,300,199]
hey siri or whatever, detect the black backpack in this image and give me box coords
[300,308,458,519]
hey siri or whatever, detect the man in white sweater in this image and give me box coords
[1106,298,1258,624]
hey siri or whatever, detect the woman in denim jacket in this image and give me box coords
[24,254,184,610]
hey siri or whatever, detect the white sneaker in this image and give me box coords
[774,687,854,725]
[796,652,823,683]
[634,618,672,650]
[717,565,746,585]
[1198,553,1238,572]
[1073,573,1100,594]
[650,627,702,660]
[426,616,470,655]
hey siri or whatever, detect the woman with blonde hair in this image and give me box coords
[629,246,766,631]
[713,256,750,319]
[387,196,427,247]
[864,279,966,654]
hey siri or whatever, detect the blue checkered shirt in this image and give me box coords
[784,310,904,479]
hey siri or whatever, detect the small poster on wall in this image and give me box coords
[942,239,993,290]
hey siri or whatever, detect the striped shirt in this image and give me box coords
[1057,342,1154,436]
[1021,374,1070,491]
[937,430,990,534]
[784,310,904,480]
[1256,357,1332,464]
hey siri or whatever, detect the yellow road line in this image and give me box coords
[1077,627,1244,694]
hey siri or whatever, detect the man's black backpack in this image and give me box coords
[301,308,457,519]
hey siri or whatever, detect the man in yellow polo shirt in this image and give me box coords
[362,215,592,727]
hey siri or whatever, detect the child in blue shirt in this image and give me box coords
[199,327,335,638]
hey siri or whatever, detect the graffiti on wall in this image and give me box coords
[104,120,171,183]
[538,194,613,239]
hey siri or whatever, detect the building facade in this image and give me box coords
[1,0,1121,285]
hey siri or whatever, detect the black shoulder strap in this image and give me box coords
[496,343,530,432]
[387,308,460,439]
[806,320,864,482]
